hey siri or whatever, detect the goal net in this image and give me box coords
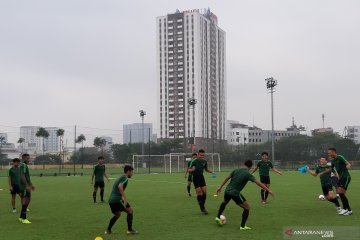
[132,153,221,174]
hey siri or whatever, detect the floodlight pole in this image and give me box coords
[139,110,146,157]
[188,97,197,151]
[265,77,278,162]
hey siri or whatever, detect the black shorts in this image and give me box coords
[321,184,333,196]
[260,175,270,184]
[20,189,31,198]
[109,202,130,213]
[338,176,351,190]
[193,175,206,189]
[10,184,21,195]
[187,174,193,182]
[331,177,338,188]
[94,181,105,188]
[224,193,247,205]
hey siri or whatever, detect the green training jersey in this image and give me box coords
[225,168,256,196]
[19,163,31,190]
[8,167,21,185]
[315,165,331,186]
[189,158,208,176]
[93,164,106,182]
[257,160,273,176]
[109,175,128,204]
[187,160,194,176]
[331,155,350,178]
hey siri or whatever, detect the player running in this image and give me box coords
[215,160,274,230]
[91,156,110,203]
[328,148,352,216]
[251,151,282,203]
[307,156,341,212]
[188,149,214,215]
[8,158,21,213]
[105,165,138,235]
[184,153,197,197]
[19,153,35,224]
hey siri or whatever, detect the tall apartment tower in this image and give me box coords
[157,9,226,145]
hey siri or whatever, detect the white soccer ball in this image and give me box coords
[319,194,326,200]
[220,215,226,224]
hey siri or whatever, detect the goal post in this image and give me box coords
[132,153,221,174]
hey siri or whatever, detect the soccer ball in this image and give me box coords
[318,195,326,201]
[220,215,226,224]
[95,237,103,240]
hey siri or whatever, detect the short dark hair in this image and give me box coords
[13,158,20,162]
[244,160,253,168]
[191,153,197,157]
[261,151,269,156]
[320,156,327,159]
[98,156,104,160]
[198,149,205,153]
[124,165,134,173]
[328,148,336,152]
[22,153,29,158]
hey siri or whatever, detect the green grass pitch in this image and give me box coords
[1,170,359,240]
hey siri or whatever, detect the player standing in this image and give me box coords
[184,153,197,197]
[19,153,35,224]
[215,160,274,230]
[251,151,282,203]
[8,158,21,213]
[307,156,341,211]
[91,156,110,203]
[105,165,138,235]
[188,149,213,214]
[328,148,352,215]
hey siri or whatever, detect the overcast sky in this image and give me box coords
[1,0,359,145]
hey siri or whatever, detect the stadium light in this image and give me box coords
[265,77,278,162]
[188,98,197,147]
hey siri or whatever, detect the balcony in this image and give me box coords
[178,61,183,65]
[178,43,183,47]
[179,104,184,108]
[169,57,173,60]
[178,92,184,96]
[177,31,183,35]
[169,87,174,90]
[177,49,183,53]
[178,68,183,71]
[168,26,173,30]
[177,25,182,28]
[169,93,174,96]
[179,111,184,114]
[168,20,173,24]
[169,68,174,72]
[178,86,184,90]
[177,19,183,22]
[178,80,183,84]
[177,38,183,41]
[168,32,173,36]
[178,55,183,59]
[169,50,173,54]
[178,73,183,77]
[179,98,184,101]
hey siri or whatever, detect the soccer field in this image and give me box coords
[0,170,359,240]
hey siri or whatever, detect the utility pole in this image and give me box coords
[188,97,197,151]
[74,125,76,176]
[139,110,146,158]
[322,113,325,128]
[265,77,278,162]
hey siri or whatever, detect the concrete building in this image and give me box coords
[44,127,60,153]
[311,127,334,135]
[123,123,156,144]
[157,8,226,144]
[226,120,301,146]
[0,133,8,142]
[345,126,360,144]
[20,126,41,153]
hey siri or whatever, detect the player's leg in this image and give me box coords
[337,177,352,215]
[324,185,340,210]
[193,175,204,212]
[93,184,98,203]
[260,176,265,202]
[19,191,31,223]
[125,205,138,235]
[238,196,251,230]
[215,194,231,226]
[187,181,192,196]
[106,204,121,234]
[264,177,271,201]
[11,191,16,212]
[200,185,208,214]
[100,182,105,202]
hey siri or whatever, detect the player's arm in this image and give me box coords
[216,175,231,194]
[184,168,188,178]
[118,182,127,205]
[20,170,31,191]
[254,180,274,196]
[307,169,318,177]
[8,171,13,191]
[271,167,283,175]
[345,161,351,170]
[318,168,331,177]
[103,166,110,182]
[251,166,258,174]
[91,167,95,184]
[205,162,213,174]
[188,165,196,173]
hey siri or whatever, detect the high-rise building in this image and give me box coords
[157,8,226,145]
[345,126,360,144]
[20,126,41,152]
[43,127,60,153]
[123,123,156,144]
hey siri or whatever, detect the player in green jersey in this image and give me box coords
[19,153,35,224]
[105,165,138,235]
[215,160,274,230]
[184,153,197,197]
[8,158,21,213]
[251,151,282,203]
[91,156,110,203]
[188,149,214,214]
[328,148,352,216]
[307,156,341,212]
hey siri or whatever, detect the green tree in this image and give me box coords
[76,134,86,168]
[111,144,132,163]
[56,129,65,169]
[93,137,107,154]
[36,127,49,156]
[17,137,25,153]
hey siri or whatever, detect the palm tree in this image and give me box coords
[36,127,49,156]
[94,137,106,155]
[56,129,65,171]
[76,134,86,168]
[17,137,25,154]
